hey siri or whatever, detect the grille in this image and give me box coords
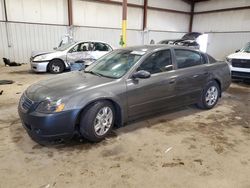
[232,59,250,68]
[232,71,250,78]
[21,95,33,111]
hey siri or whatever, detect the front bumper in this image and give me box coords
[230,66,250,79]
[30,61,49,72]
[18,104,80,143]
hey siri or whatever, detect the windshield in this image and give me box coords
[85,50,145,79]
[241,42,250,53]
[56,42,76,51]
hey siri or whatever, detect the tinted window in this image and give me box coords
[69,43,89,52]
[137,50,172,74]
[93,43,110,51]
[175,49,205,69]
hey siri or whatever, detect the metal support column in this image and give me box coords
[121,0,127,47]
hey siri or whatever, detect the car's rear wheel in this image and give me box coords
[197,81,220,109]
[79,101,115,142]
[48,59,64,74]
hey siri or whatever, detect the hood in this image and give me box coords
[31,50,55,58]
[25,71,114,101]
[227,52,250,60]
[182,32,202,40]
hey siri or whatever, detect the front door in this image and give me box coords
[66,42,91,63]
[126,49,177,119]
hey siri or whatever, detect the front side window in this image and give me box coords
[69,43,89,53]
[85,50,144,79]
[175,49,205,69]
[137,50,172,74]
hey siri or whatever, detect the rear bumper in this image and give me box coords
[18,104,80,143]
[30,61,49,72]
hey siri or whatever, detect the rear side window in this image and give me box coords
[93,43,111,51]
[137,50,172,74]
[174,49,205,69]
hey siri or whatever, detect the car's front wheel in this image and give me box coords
[48,59,65,74]
[197,81,220,109]
[79,101,115,142]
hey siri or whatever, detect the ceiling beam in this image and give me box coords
[194,5,250,14]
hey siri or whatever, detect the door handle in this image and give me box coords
[193,74,199,78]
[203,72,209,75]
[169,78,176,84]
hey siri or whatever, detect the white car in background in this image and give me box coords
[30,41,113,74]
[226,42,250,79]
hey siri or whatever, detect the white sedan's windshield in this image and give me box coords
[85,50,145,79]
[56,42,76,51]
[241,42,250,53]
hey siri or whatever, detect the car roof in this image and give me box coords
[76,40,110,44]
[119,44,201,53]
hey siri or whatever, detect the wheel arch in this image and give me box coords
[46,58,66,71]
[212,78,222,97]
[74,98,123,131]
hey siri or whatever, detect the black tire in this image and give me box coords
[48,59,65,74]
[79,101,115,142]
[197,81,220,109]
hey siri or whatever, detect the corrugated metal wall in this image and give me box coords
[193,0,250,60]
[0,22,67,64]
[0,0,190,64]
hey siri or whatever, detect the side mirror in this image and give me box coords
[132,70,151,79]
[235,49,240,53]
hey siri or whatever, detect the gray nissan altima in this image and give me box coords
[18,45,231,144]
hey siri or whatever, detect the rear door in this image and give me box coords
[172,49,209,104]
[90,42,112,60]
[126,49,178,118]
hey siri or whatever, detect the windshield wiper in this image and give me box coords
[85,70,102,77]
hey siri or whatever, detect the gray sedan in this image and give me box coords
[18,45,231,144]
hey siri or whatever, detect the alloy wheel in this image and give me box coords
[94,106,113,136]
[205,86,218,106]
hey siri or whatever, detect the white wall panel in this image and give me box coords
[193,10,250,32]
[0,0,4,20]
[195,0,250,12]
[148,10,189,32]
[0,23,67,64]
[206,32,250,60]
[73,26,142,49]
[73,1,142,30]
[148,0,190,12]
[6,0,68,25]
[73,1,122,28]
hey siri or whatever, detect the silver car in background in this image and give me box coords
[30,41,113,74]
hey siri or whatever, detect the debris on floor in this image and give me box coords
[0,80,14,85]
[3,58,22,66]
[0,90,3,95]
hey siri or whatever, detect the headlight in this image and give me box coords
[226,57,232,64]
[36,99,65,113]
[33,55,48,61]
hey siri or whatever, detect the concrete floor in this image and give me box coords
[0,65,249,188]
